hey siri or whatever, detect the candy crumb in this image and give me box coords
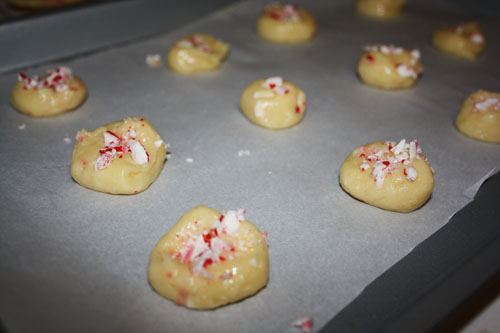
[146,54,162,67]
[63,135,72,144]
[292,317,313,333]
[186,158,194,163]
[237,150,251,157]
[18,123,26,130]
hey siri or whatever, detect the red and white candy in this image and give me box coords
[18,66,73,92]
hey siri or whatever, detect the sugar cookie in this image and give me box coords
[240,77,306,130]
[432,22,486,60]
[256,4,316,43]
[356,0,406,18]
[148,206,269,309]
[71,117,167,194]
[357,45,422,89]
[167,34,229,74]
[339,139,434,213]
[10,67,87,117]
[456,90,500,143]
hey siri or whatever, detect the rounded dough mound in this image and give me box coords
[71,117,167,195]
[167,34,229,74]
[240,77,306,130]
[432,22,486,60]
[456,90,500,143]
[357,45,422,90]
[339,139,434,213]
[356,0,406,18]
[10,67,87,117]
[148,206,269,310]
[256,4,316,43]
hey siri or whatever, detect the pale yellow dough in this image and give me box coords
[240,77,306,130]
[148,206,269,310]
[11,69,86,117]
[339,140,434,213]
[356,0,406,18]
[167,34,229,74]
[357,45,422,90]
[256,4,316,43]
[432,22,486,60]
[70,117,167,195]
[456,90,500,143]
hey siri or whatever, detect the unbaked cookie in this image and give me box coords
[71,117,167,194]
[432,22,486,60]
[148,206,269,309]
[240,77,306,130]
[10,67,87,117]
[339,139,434,213]
[167,34,229,74]
[256,3,316,43]
[456,90,500,143]
[356,0,406,18]
[357,45,422,89]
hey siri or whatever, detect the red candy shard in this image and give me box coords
[366,54,375,63]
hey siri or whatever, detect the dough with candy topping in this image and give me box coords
[357,45,422,89]
[432,22,486,60]
[70,117,167,194]
[240,76,306,130]
[256,3,316,43]
[356,0,406,18]
[339,139,434,213]
[167,34,229,74]
[10,67,87,117]
[456,90,500,143]
[148,206,269,309]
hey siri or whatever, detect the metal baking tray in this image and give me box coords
[1,1,499,332]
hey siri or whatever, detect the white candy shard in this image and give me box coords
[405,167,418,181]
[474,98,500,112]
[469,33,484,44]
[396,64,417,79]
[129,140,148,165]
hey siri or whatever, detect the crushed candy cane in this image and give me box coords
[358,139,429,187]
[396,64,417,78]
[177,34,212,53]
[145,54,162,67]
[265,4,300,21]
[18,67,73,92]
[364,45,420,71]
[261,77,290,95]
[63,135,72,144]
[18,123,26,130]
[175,210,246,278]
[94,127,149,170]
[469,32,484,44]
[292,317,313,333]
[473,97,500,112]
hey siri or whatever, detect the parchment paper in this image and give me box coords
[1,0,499,332]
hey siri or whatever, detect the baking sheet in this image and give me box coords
[1,0,500,332]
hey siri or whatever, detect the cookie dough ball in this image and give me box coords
[10,67,87,117]
[240,77,306,130]
[456,90,500,143]
[357,45,423,89]
[148,206,269,309]
[257,4,316,43]
[167,34,229,74]
[356,0,406,18]
[432,22,486,60]
[339,139,434,213]
[71,117,167,194]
